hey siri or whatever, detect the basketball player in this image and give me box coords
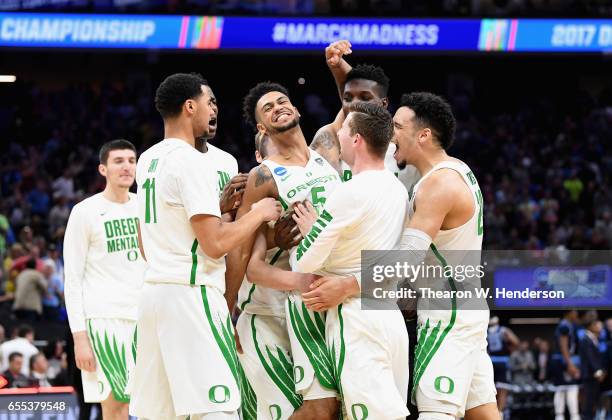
[487,316,519,420]
[393,92,497,420]
[129,73,281,420]
[291,102,410,420]
[196,85,247,220]
[64,139,144,420]
[229,82,342,420]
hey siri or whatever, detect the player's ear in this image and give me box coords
[256,123,267,135]
[381,97,389,108]
[98,164,107,177]
[185,99,195,115]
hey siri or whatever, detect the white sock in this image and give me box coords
[554,389,566,419]
[567,386,579,420]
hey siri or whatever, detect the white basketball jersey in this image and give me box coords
[408,159,489,331]
[237,149,341,317]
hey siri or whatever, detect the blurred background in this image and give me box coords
[0,1,610,419]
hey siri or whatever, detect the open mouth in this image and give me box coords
[273,110,292,122]
[209,118,217,129]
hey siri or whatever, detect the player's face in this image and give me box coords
[392,106,420,169]
[190,85,214,139]
[256,91,300,135]
[203,85,218,140]
[342,79,387,116]
[337,113,356,166]
[99,149,137,188]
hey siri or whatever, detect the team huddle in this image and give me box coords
[64,41,498,420]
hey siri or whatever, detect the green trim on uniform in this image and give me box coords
[240,249,283,311]
[190,239,199,285]
[131,326,137,364]
[330,304,345,397]
[251,315,303,409]
[200,286,256,419]
[86,320,130,403]
[278,197,289,211]
[411,244,457,401]
[287,300,337,391]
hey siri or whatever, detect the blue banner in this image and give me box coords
[0,13,611,52]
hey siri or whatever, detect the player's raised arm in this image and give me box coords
[325,40,353,101]
[224,164,278,309]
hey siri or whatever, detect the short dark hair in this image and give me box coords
[399,92,456,150]
[17,324,33,338]
[345,64,390,97]
[347,102,393,159]
[29,352,43,371]
[155,73,208,119]
[8,352,23,363]
[243,82,290,130]
[99,139,136,165]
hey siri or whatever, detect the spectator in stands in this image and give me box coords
[41,259,63,322]
[579,319,607,420]
[535,339,551,383]
[1,352,29,388]
[44,339,65,381]
[18,226,34,252]
[510,340,536,385]
[3,243,24,295]
[12,258,47,321]
[44,243,64,281]
[0,325,38,376]
[28,352,51,387]
[0,324,5,344]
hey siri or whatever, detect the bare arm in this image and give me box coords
[325,40,353,101]
[246,229,311,292]
[224,165,278,310]
[310,109,345,174]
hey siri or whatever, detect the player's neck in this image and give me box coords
[351,154,385,175]
[196,137,208,153]
[164,121,196,148]
[269,127,310,164]
[413,149,450,177]
[103,186,130,204]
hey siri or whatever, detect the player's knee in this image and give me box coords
[417,411,456,420]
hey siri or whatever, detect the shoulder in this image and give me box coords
[70,194,99,215]
[415,169,464,204]
[310,124,339,151]
[248,164,273,188]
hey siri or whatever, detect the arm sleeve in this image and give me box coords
[63,205,90,333]
[177,152,221,219]
[292,187,355,273]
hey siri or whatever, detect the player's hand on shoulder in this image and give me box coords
[274,213,302,250]
[292,201,318,236]
[73,332,96,372]
[325,40,352,68]
[252,197,282,222]
[219,173,247,215]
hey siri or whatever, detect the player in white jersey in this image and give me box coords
[291,102,410,420]
[227,82,343,420]
[391,92,497,420]
[64,139,144,420]
[129,73,281,420]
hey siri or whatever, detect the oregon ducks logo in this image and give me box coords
[351,403,369,420]
[209,385,231,403]
[294,366,304,384]
[434,375,455,394]
[127,250,138,261]
[269,404,282,420]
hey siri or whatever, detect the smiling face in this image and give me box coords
[255,91,300,135]
[99,149,137,189]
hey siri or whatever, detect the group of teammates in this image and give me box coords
[63,40,499,420]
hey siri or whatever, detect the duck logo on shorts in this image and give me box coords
[209,385,231,403]
[315,157,324,165]
[351,403,369,420]
[293,366,304,384]
[274,167,287,176]
[434,375,455,394]
[269,404,282,420]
